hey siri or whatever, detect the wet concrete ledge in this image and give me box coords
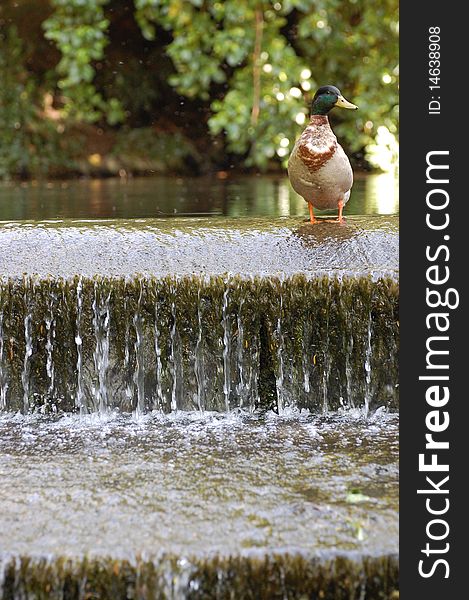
[0,216,398,279]
[0,553,399,600]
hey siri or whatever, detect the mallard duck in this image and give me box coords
[288,85,358,223]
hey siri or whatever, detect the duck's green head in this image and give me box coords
[311,85,358,116]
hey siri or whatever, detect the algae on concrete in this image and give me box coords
[0,274,398,413]
[0,554,399,600]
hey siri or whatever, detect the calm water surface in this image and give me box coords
[0,173,398,221]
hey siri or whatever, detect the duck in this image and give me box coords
[288,85,358,224]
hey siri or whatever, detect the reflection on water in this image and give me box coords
[0,173,398,220]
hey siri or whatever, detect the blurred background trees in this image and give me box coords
[0,0,398,179]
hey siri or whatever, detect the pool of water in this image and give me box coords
[0,409,398,560]
[0,173,398,221]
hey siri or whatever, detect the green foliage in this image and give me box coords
[0,26,78,179]
[133,0,399,169]
[43,0,124,123]
[111,127,200,172]
[294,0,399,157]
[1,0,398,177]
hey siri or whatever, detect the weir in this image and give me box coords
[0,274,398,414]
[0,216,398,415]
[0,215,399,599]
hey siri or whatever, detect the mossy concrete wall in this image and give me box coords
[0,553,399,600]
[0,275,398,414]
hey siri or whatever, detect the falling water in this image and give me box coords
[22,314,33,414]
[275,294,286,413]
[169,284,182,412]
[0,275,399,415]
[321,284,332,413]
[302,321,311,395]
[170,299,177,412]
[235,297,247,409]
[133,280,145,416]
[75,277,85,412]
[194,286,205,412]
[222,288,231,412]
[345,332,355,409]
[123,294,133,406]
[92,282,111,414]
[0,309,7,410]
[45,293,56,405]
[364,310,373,418]
[21,282,34,414]
[154,300,164,410]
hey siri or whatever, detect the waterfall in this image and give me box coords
[235,297,247,409]
[92,282,111,414]
[45,292,56,406]
[275,293,286,413]
[194,286,206,412]
[321,283,332,413]
[75,277,85,412]
[22,296,33,414]
[169,293,178,412]
[133,279,145,417]
[154,299,165,411]
[222,287,231,412]
[364,309,373,418]
[0,275,399,415]
[0,306,8,410]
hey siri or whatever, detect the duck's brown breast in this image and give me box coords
[296,115,338,173]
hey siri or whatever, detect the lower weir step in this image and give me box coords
[0,412,399,599]
[0,554,399,600]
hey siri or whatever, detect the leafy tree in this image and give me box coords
[133,0,398,168]
[1,0,398,176]
[43,0,124,123]
[0,26,77,178]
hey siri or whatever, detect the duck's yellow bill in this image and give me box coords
[335,95,358,110]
